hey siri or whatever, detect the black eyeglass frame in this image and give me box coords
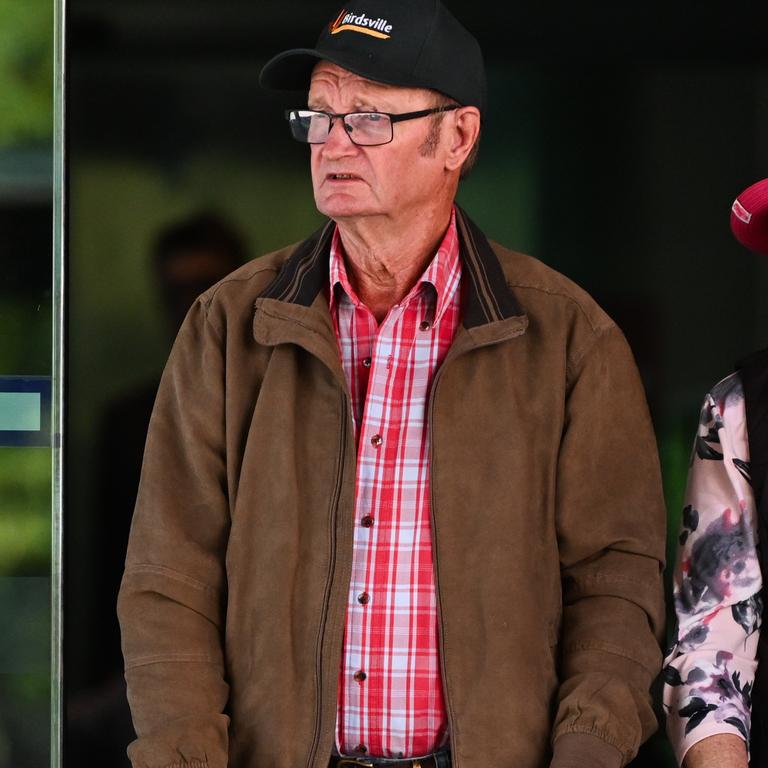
[284,105,461,146]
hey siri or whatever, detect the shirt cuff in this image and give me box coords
[664,650,755,766]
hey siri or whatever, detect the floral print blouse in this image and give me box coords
[664,371,761,764]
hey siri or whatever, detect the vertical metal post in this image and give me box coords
[51,0,66,764]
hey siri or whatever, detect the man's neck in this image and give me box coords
[335,202,455,323]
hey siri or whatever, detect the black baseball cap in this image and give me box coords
[259,0,486,113]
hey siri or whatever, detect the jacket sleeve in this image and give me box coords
[117,296,231,768]
[549,323,667,768]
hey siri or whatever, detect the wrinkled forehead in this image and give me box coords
[308,60,429,108]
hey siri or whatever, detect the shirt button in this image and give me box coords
[371,434,383,447]
[362,357,372,368]
[420,320,431,331]
[357,592,370,605]
[361,515,374,528]
[354,670,367,683]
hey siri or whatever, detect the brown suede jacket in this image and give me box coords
[118,207,666,768]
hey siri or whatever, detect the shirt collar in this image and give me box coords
[328,205,461,326]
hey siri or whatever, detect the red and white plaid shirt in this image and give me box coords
[329,207,462,759]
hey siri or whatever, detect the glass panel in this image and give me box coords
[0,0,58,765]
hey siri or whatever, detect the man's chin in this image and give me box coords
[315,198,378,221]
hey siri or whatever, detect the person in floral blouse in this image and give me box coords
[664,178,768,768]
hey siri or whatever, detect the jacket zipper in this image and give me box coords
[427,359,460,768]
[426,332,522,768]
[306,391,349,768]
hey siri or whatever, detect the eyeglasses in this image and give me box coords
[285,105,460,147]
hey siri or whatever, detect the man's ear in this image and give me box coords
[444,107,481,172]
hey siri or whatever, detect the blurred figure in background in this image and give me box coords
[664,179,768,768]
[153,211,249,332]
[66,210,248,767]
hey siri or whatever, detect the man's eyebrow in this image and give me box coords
[306,99,383,112]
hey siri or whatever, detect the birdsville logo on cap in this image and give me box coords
[732,198,753,224]
[330,8,394,39]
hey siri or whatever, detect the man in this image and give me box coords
[117,2,667,767]
[664,178,768,768]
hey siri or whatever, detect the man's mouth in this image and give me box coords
[327,173,361,181]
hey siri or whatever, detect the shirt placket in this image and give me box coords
[345,297,421,757]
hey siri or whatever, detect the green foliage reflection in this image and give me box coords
[0,0,53,145]
[0,447,51,575]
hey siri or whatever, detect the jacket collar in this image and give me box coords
[257,206,524,328]
[253,207,528,381]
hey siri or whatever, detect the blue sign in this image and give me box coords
[0,376,51,447]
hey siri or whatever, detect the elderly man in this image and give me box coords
[117,2,667,768]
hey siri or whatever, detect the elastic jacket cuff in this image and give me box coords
[156,762,208,768]
[550,733,624,768]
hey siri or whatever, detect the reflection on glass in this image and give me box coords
[0,0,55,766]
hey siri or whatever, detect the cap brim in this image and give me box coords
[259,47,422,95]
[259,48,325,92]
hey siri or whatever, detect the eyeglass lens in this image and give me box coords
[289,111,393,146]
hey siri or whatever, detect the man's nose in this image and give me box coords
[321,117,357,158]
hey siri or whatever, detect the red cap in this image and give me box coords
[730,178,768,257]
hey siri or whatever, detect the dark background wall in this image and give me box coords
[65,2,768,765]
